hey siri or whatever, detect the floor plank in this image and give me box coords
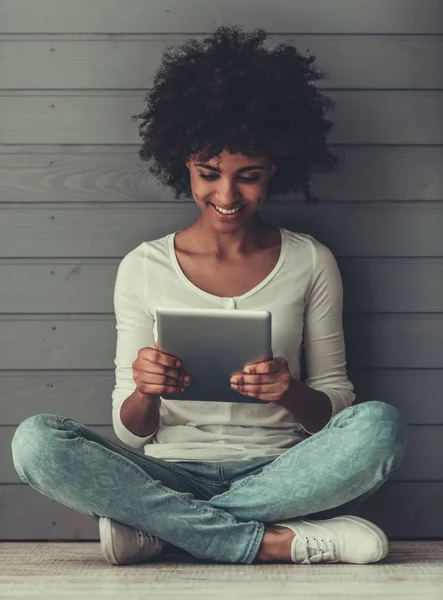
[0,542,442,599]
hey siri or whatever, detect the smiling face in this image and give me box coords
[185,150,277,228]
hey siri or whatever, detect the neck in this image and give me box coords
[192,214,274,259]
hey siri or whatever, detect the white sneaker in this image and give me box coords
[99,517,165,565]
[273,515,388,564]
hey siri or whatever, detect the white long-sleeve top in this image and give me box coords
[112,226,356,463]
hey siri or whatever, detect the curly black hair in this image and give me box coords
[135,25,338,204]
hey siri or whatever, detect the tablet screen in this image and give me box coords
[157,307,272,403]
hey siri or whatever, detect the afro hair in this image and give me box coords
[135,24,338,204]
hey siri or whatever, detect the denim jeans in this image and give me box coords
[11,400,407,564]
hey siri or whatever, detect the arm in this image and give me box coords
[278,379,333,435]
[112,249,160,448]
[279,237,355,435]
[120,388,160,438]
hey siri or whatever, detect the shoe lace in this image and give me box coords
[299,535,337,564]
[138,530,162,552]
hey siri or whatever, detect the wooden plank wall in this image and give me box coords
[1,0,442,540]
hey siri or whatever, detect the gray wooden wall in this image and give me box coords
[1,0,442,540]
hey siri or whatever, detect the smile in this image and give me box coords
[210,203,245,215]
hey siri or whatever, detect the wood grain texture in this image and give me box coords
[1,35,443,90]
[1,543,442,600]
[1,92,442,144]
[4,423,443,483]
[1,147,443,203]
[1,0,443,34]
[2,370,442,426]
[1,258,442,313]
[1,203,443,257]
[0,314,442,370]
[1,0,442,542]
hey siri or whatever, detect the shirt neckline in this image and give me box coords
[168,226,287,303]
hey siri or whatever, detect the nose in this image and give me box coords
[213,179,243,205]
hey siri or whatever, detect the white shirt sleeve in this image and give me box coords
[301,237,356,434]
[111,249,159,448]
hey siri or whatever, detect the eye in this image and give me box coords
[198,174,259,183]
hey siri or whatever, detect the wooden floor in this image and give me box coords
[1,541,442,599]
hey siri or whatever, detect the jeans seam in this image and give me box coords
[62,417,222,489]
[78,436,240,525]
[211,403,401,504]
[243,521,265,564]
[384,454,406,480]
[211,432,327,502]
[171,470,224,487]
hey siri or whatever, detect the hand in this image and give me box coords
[132,341,192,399]
[230,356,293,403]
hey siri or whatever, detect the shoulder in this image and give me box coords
[116,243,145,280]
[116,232,171,277]
[282,228,337,269]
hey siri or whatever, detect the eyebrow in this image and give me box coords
[195,163,265,173]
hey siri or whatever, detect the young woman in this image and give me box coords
[11,25,407,566]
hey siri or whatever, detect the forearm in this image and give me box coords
[278,377,333,435]
[120,388,161,437]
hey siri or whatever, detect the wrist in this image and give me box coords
[136,387,160,404]
[277,376,297,409]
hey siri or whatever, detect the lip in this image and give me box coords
[210,202,245,210]
[209,202,246,220]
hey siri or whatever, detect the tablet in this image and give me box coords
[156,306,272,403]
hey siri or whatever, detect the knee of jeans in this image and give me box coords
[11,414,61,469]
[354,400,408,460]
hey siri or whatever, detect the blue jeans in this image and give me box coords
[11,400,407,564]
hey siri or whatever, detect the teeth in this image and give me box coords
[213,204,243,215]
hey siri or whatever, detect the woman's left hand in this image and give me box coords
[230,357,293,403]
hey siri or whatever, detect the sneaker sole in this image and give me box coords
[99,517,119,565]
[324,515,388,562]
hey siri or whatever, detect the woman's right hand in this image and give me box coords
[132,341,191,399]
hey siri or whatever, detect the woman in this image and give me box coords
[11,25,407,566]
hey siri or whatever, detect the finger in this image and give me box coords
[138,356,190,384]
[232,381,282,394]
[153,340,183,370]
[243,358,284,374]
[140,381,186,396]
[233,385,284,401]
[142,344,183,370]
[141,372,190,388]
[230,386,281,402]
[152,339,184,375]
[231,373,274,386]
